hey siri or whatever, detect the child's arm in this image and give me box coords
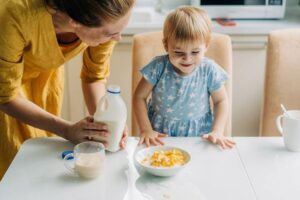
[202,86,236,149]
[133,78,167,147]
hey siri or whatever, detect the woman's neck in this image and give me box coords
[51,11,74,34]
[49,9,79,44]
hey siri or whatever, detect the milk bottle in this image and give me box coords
[94,85,127,152]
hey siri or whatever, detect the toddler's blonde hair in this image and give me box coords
[163,6,212,48]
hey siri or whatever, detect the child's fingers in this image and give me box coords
[145,138,151,147]
[155,137,165,145]
[150,138,159,146]
[201,134,209,139]
[222,139,236,149]
[202,134,215,143]
[202,134,214,143]
[158,133,168,138]
[221,139,236,149]
[120,138,126,149]
[211,136,217,144]
[138,137,145,145]
[226,139,236,145]
[217,139,226,149]
[224,143,234,149]
[202,134,236,149]
[224,140,235,149]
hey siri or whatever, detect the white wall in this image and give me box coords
[136,0,190,7]
[137,0,298,6]
[287,0,298,6]
[135,0,155,6]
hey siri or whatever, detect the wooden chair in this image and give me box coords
[132,31,232,136]
[260,28,300,136]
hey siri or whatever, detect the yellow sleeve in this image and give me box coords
[0,4,26,104]
[80,40,116,83]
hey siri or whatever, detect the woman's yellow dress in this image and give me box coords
[0,0,116,179]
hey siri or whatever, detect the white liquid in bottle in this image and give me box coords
[93,85,127,152]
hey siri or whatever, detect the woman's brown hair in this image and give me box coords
[45,0,135,27]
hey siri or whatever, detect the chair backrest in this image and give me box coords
[132,31,232,136]
[260,28,300,136]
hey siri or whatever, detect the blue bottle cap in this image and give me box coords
[61,150,74,160]
[107,85,121,94]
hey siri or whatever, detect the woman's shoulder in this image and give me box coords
[1,0,51,45]
[1,0,47,23]
[2,0,44,13]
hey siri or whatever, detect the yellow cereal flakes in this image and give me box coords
[142,149,186,168]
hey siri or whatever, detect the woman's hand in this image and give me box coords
[64,116,109,146]
[139,130,167,147]
[202,131,236,149]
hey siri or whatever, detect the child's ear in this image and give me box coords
[163,39,168,52]
[204,43,209,52]
[205,43,209,49]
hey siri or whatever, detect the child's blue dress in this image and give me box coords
[140,55,228,137]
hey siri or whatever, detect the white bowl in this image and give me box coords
[135,146,191,177]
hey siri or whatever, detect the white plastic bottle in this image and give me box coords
[93,85,127,152]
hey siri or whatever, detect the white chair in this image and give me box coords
[260,28,300,136]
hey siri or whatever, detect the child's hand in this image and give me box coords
[139,130,168,147]
[202,131,236,149]
[119,125,128,149]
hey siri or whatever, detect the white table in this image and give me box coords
[235,137,300,200]
[0,137,295,200]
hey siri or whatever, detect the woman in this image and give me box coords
[0,0,135,179]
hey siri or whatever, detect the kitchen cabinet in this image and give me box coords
[231,35,267,136]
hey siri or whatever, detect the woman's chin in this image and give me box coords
[87,42,100,47]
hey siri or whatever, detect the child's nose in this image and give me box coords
[183,54,191,61]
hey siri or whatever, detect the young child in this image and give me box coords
[133,6,236,149]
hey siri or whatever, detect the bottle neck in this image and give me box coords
[107,91,120,96]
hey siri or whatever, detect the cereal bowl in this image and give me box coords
[135,146,191,177]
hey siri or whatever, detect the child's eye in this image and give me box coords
[192,51,200,55]
[174,52,185,56]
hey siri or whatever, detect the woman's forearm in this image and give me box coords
[0,95,71,137]
[81,81,106,115]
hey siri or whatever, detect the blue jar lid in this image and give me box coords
[61,150,74,160]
